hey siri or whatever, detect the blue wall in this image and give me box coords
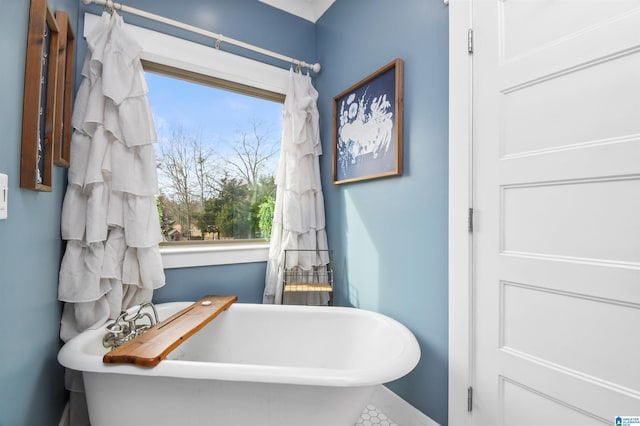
[154,262,267,304]
[0,1,78,425]
[315,1,449,424]
[78,0,316,73]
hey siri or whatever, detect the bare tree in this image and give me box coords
[193,141,218,204]
[157,127,217,238]
[224,120,279,203]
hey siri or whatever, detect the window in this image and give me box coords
[83,13,293,267]
[144,64,283,246]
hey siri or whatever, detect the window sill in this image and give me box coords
[160,242,270,269]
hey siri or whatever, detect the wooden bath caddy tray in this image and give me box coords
[103,295,237,367]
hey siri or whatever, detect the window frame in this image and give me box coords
[84,13,290,268]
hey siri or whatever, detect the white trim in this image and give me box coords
[84,13,290,95]
[160,243,269,269]
[448,0,473,424]
[370,385,440,426]
[257,0,335,23]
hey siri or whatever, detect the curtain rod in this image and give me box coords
[82,0,322,73]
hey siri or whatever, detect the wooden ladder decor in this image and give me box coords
[103,295,237,367]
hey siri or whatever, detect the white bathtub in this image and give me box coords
[58,302,420,426]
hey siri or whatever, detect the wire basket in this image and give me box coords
[282,249,334,305]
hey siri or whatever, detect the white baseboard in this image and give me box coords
[370,385,441,426]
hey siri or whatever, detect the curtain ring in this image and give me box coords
[106,0,122,16]
[104,0,114,15]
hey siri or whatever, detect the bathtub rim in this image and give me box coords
[58,302,421,388]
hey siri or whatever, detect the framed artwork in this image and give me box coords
[333,58,403,184]
[20,0,60,191]
[53,10,75,168]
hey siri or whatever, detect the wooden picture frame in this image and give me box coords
[20,0,60,191]
[333,58,403,184]
[53,11,75,168]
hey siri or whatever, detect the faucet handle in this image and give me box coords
[106,322,124,333]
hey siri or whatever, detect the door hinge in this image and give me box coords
[468,208,474,233]
[468,386,473,412]
[468,28,474,54]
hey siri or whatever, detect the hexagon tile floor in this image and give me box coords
[355,405,398,426]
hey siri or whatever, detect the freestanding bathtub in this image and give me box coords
[58,302,420,426]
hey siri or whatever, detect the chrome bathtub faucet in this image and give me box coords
[102,302,159,350]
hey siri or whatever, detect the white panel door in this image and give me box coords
[472,1,640,424]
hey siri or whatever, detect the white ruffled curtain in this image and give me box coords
[57,12,165,422]
[263,69,330,305]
